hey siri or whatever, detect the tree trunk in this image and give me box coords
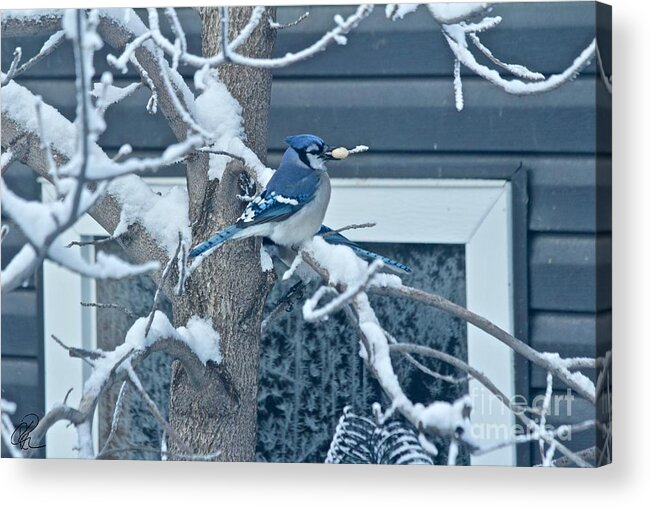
[167,7,276,462]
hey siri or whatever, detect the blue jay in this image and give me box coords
[189,134,411,274]
[189,134,337,258]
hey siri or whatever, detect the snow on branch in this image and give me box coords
[107,5,373,71]
[1,9,65,38]
[295,236,601,465]
[0,10,207,292]
[24,308,222,458]
[269,11,310,30]
[373,282,596,403]
[383,4,596,111]
[1,30,66,86]
[442,20,596,111]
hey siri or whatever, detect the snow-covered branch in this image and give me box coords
[442,21,595,111]
[25,309,222,458]
[1,11,211,291]
[131,5,373,70]
[1,11,170,292]
[384,4,596,111]
[295,236,602,465]
[1,30,65,86]
[374,283,596,403]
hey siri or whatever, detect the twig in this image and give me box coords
[373,284,596,404]
[141,5,373,69]
[269,11,310,30]
[2,31,66,85]
[390,343,519,412]
[386,335,468,385]
[319,222,376,238]
[1,47,22,86]
[144,234,182,338]
[302,259,384,321]
[164,8,187,71]
[197,148,246,164]
[67,236,118,248]
[125,364,193,454]
[595,43,612,94]
[63,387,74,404]
[469,32,544,81]
[51,334,104,362]
[545,446,596,468]
[98,380,128,457]
[129,54,158,114]
[261,280,304,332]
[81,301,138,319]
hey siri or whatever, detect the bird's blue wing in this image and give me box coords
[236,166,320,228]
[318,225,412,274]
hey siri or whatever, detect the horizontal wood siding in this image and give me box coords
[0,3,609,465]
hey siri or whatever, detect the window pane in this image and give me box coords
[258,243,467,464]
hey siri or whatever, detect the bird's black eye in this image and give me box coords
[305,143,324,155]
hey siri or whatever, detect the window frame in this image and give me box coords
[42,176,521,465]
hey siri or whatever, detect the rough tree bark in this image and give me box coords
[167,7,277,462]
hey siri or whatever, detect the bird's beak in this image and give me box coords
[323,145,335,160]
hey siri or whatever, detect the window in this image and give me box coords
[42,177,515,465]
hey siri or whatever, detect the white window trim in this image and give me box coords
[42,177,515,465]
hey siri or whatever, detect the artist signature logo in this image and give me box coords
[10,413,45,450]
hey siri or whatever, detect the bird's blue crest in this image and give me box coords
[285,134,326,151]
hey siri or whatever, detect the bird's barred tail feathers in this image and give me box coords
[346,244,412,274]
[189,225,239,258]
[318,226,412,274]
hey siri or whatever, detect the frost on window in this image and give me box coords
[95,240,174,460]
[258,243,467,464]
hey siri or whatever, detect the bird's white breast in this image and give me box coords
[267,172,331,247]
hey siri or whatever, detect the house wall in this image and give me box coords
[1,3,611,464]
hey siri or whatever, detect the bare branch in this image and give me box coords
[144,234,182,338]
[261,280,304,332]
[51,334,104,363]
[80,301,138,319]
[196,148,246,165]
[388,334,468,384]
[319,222,377,238]
[125,364,193,454]
[97,380,128,458]
[67,235,118,248]
[269,11,310,30]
